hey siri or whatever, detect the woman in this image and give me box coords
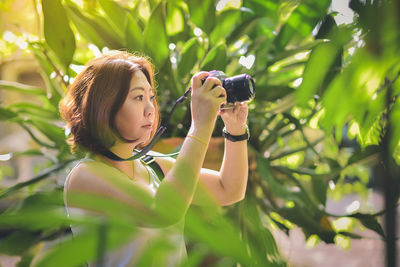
[60,50,249,266]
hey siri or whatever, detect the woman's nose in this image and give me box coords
[144,99,155,117]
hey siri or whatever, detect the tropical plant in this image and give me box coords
[0,0,399,266]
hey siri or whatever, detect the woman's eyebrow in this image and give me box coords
[130,87,153,93]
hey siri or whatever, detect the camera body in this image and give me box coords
[202,70,255,104]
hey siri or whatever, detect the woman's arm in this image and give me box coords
[196,102,249,206]
[153,72,227,223]
[155,139,248,207]
[198,131,248,206]
[156,103,249,207]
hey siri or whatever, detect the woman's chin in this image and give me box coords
[138,135,152,145]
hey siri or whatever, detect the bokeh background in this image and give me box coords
[0,0,399,266]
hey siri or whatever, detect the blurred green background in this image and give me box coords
[0,0,399,266]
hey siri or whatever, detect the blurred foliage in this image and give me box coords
[0,0,400,266]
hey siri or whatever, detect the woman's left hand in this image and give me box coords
[219,102,249,135]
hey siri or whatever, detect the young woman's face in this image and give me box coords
[114,70,156,145]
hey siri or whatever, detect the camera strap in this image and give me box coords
[140,154,165,181]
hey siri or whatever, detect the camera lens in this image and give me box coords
[224,74,255,103]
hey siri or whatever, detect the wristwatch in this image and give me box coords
[222,125,250,142]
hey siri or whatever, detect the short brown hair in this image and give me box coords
[59,50,159,155]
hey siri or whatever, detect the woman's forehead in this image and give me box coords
[129,71,152,92]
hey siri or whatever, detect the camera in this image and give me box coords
[203,70,255,106]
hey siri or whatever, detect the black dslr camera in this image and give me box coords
[203,70,255,108]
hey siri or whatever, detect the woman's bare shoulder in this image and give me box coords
[65,160,154,209]
[68,160,110,180]
[66,160,126,193]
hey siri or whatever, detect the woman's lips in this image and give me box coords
[142,123,153,129]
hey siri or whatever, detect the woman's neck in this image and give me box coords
[109,140,140,159]
[93,146,151,184]
[94,145,137,180]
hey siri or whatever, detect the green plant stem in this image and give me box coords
[273,165,339,178]
[32,0,42,40]
[0,159,75,199]
[290,116,323,161]
[269,136,324,161]
[40,46,69,89]
[18,123,57,149]
[260,120,288,151]
[272,165,320,211]
[323,203,399,218]
[256,180,280,210]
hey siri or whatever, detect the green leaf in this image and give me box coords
[349,213,385,238]
[390,98,400,153]
[347,145,380,165]
[240,197,285,266]
[7,102,59,120]
[35,226,134,267]
[0,230,38,255]
[28,44,63,104]
[0,80,45,95]
[267,63,304,87]
[0,209,68,231]
[144,2,169,65]
[296,42,341,106]
[178,37,200,78]
[278,206,336,243]
[319,48,385,137]
[226,15,260,46]
[64,2,121,49]
[187,0,216,34]
[0,161,73,199]
[0,107,18,121]
[27,119,66,147]
[184,207,252,266]
[254,85,294,102]
[257,155,303,203]
[311,176,327,206]
[17,253,34,267]
[64,3,105,48]
[13,149,45,157]
[166,3,184,36]
[315,15,337,40]
[274,0,331,50]
[242,0,279,18]
[97,0,127,39]
[134,237,178,266]
[90,10,125,47]
[271,39,325,64]
[125,14,144,51]
[41,0,76,70]
[209,9,241,46]
[0,165,14,178]
[200,43,228,71]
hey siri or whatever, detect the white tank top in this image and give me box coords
[64,159,187,267]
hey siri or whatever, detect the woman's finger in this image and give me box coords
[234,102,240,114]
[211,85,226,99]
[192,71,210,90]
[203,76,222,91]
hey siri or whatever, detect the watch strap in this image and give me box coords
[222,125,249,142]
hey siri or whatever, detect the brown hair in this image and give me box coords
[59,50,159,155]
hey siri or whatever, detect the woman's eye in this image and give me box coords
[150,95,156,101]
[134,95,144,101]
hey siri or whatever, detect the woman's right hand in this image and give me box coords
[190,72,227,134]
